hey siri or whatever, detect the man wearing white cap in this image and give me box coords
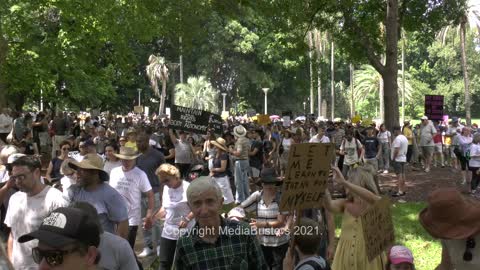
[419,116,437,172]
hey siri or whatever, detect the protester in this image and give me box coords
[228,125,251,203]
[169,129,194,179]
[4,156,68,269]
[174,176,267,269]
[377,124,392,174]
[209,137,235,212]
[385,245,415,270]
[93,126,109,155]
[203,130,217,171]
[402,120,414,164]
[46,140,71,182]
[419,188,480,269]
[279,130,292,178]
[323,166,386,270]
[339,129,364,177]
[103,143,122,175]
[18,207,101,270]
[309,126,330,143]
[391,126,409,197]
[154,164,194,270]
[468,133,480,196]
[241,168,288,270]
[125,127,138,151]
[362,127,381,171]
[109,147,154,249]
[51,111,70,158]
[282,218,330,270]
[457,127,473,191]
[249,129,264,186]
[71,201,140,270]
[419,116,437,173]
[136,133,165,257]
[67,157,129,239]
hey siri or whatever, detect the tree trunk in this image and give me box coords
[159,79,166,115]
[350,64,355,118]
[330,41,335,120]
[308,31,314,115]
[460,18,471,125]
[317,50,322,118]
[381,0,399,130]
[379,75,384,121]
[0,24,8,110]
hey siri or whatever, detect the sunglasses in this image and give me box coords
[463,237,476,261]
[32,246,82,267]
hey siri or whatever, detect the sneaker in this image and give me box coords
[425,168,430,173]
[391,191,406,197]
[138,247,154,258]
[383,170,389,174]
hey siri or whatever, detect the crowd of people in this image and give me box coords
[0,108,479,270]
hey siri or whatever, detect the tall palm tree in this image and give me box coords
[175,76,219,113]
[146,55,169,115]
[313,29,329,118]
[437,0,480,125]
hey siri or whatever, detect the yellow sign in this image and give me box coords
[361,197,395,262]
[352,115,361,124]
[279,143,336,211]
[257,114,271,126]
[221,111,229,120]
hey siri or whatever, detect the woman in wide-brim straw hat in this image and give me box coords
[419,188,480,269]
[209,137,235,213]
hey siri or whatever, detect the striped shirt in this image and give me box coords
[241,191,289,247]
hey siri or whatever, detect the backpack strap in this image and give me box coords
[296,259,330,270]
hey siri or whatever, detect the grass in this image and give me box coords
[145,203,440,270]
[334,202,441,270]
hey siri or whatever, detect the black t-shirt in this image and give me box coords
[249,140,263,169]
[362,136,379,159]
[212,153,229,178]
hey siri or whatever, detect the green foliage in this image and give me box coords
[174,76,219,113]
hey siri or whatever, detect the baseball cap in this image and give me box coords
[421,116,428,120]
[18,207,100,248]
[389,245,414,265]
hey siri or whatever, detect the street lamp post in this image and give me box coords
[262,88,269,114]
[303,101,306,114]
[221,93,227,112]
[137,89,142,106]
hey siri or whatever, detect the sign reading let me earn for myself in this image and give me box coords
[279,143,335,211]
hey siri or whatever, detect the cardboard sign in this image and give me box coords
[221,111,230,120]
[257,114,271,126]
[170,105,211,134]
[283,116,291,127]
[425,95,444,121]
[209,113,224,135]
[361,197,395,262]
[279,143,336,211]
[352,115,361,124]
[134,106,143,113]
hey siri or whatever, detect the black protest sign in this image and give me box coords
[170,105,210,134]
[424,95,444,121]
[361,197,395,262]
[209,113,224,135]
[279,143,336,211]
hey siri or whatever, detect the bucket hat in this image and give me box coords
[233,125,247,138]
[68,155,109,182]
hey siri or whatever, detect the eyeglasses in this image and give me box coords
[10,173,29,181]
[463,237,476,261]
[32,246,82,267]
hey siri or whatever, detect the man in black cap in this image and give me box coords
[18,207,101,270]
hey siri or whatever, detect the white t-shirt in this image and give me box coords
[377,131,391,144]
[391,134,408,162]
[340,138,363,165]
[109,167,152,226]
[4,186,68,270]
[60,175,76,196]
[469,144,480,167]
[282,138,292,152]
[309,135,330,143]
[162,180,194,240]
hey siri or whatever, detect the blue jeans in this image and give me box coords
[379,142,390,170]
[234,160,250,203]
[142,192,161,249]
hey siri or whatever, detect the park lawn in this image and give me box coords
[334,202,441,270]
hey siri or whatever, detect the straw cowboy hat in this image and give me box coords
[210,137,228,152]
[68,155,109,182]
[114,147,141,160]
[419,188,480,240]
[232,125,247,138]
